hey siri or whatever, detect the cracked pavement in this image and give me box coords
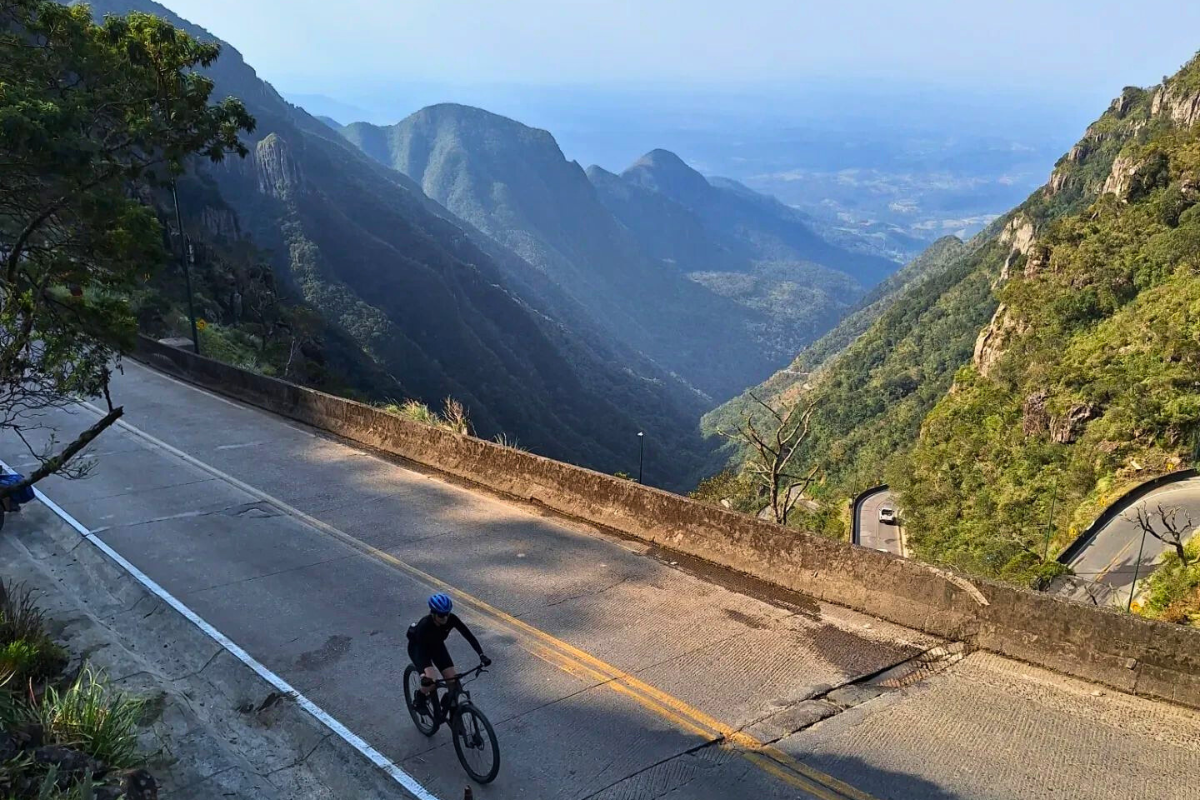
[4,359,1199,799]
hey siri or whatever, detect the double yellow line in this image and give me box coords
[91,402,879,800]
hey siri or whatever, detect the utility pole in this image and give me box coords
[171,181,201,355]
[1042,475,1059,562]
[637,431,645,485]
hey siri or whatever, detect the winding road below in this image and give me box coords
[854,488,904,556]
[1063,477,1200,607]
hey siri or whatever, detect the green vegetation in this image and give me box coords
[1139,541,1200,624]
[0,583,143,799]
[1,0,253,496]
[0,585,65,687]
[897,97,1200,583]
[704,53,1200,609]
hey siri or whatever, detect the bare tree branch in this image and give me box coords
[0,407,123,500]
[724,396,819,525]
[1124,503,1194,566]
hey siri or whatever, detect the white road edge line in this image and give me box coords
[0,457,441,800]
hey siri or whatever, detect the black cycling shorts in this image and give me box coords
[408,640,454,673]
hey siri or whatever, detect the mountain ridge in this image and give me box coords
[78,0,718,489]
[340,105,811,401]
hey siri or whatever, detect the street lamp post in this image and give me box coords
[637,432,644,485]
[1127,524,1149,613]
[171,181,201,355]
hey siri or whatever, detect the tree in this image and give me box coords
[719,392,818,526]
[0,0,255,498]
[1126,503,1195,567]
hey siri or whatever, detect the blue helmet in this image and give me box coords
[428,593,453,614]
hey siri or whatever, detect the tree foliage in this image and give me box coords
[0,0,253,495]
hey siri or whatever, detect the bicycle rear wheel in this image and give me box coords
[403,665,438,736]
[452,702,500,784]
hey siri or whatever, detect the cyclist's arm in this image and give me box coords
[452,615,484,655]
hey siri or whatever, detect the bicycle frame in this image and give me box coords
[424,662,487,718]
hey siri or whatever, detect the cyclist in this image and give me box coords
[408,593,490,719]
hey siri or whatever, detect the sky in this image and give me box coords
[159,0,1200,95]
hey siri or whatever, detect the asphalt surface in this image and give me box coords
[5,360,1199,799]
[855,489,903,556]
[1067,478,1200,604]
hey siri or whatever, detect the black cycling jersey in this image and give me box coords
[407,613,482,671]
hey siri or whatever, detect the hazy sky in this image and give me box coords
[160,0,1200,94]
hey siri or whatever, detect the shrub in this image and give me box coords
[1140,541,1200,624]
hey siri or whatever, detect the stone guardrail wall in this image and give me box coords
[132,336,1200,708]
[1057,469,1200,565]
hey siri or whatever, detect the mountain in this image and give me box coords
[620,150,897,286]
[711,53,1200,585]
[340,105,795,400]
[80,0,717,490]
[588,158,880,362]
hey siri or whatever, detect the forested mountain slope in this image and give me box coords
[703,235,969,440]
[80,0,717,489]
[343,106,794,400]
[711,54,1200,583]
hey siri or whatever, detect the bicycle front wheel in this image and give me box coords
[452,702,500,784]
[403,665,438,737]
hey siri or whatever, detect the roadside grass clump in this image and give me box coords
[381,397,474,436]
[0,584,145,798]
[0,584,66,686]
[33,667,143,769]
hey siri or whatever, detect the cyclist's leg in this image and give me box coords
[431,644,456,717]
[407,641,438,701]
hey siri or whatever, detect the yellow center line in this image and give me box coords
[84,401,880,799]
[1095,536,1138,580]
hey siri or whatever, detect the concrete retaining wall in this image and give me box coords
[132,337,1200,708]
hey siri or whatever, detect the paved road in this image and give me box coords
[1066,478,1200,605]
[855,489,903,556]
[5,360,1199,799]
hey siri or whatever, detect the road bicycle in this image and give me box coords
[403,661,500,784]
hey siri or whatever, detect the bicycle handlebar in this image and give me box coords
[421,661,489,689]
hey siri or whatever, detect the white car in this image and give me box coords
[878,507,897,525]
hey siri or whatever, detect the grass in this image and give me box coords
[0,584,66,686]
[1139,540,1200,625]
[33,667,143,769]
[0,583,50,644]
[381,397,474,436]
[0,584,145,798]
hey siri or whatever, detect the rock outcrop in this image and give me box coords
[1151,82,1200,129]
[1022,391,1050,436]
[1050,403,1097,444]
[972,303,1026,377]
[1102,154,1139,199]
[254,134,301,200]
[998,215,1036,283]
[201,206,240,240]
